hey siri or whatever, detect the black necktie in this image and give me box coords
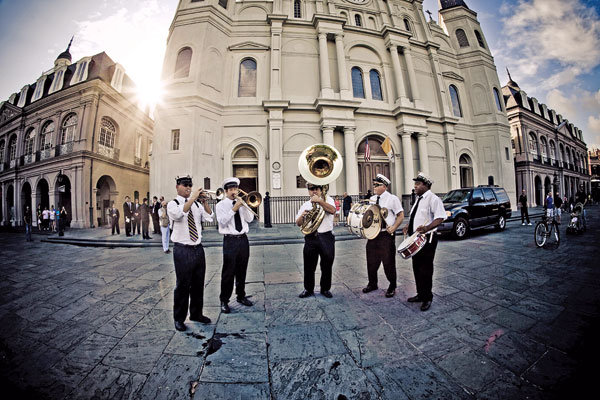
[408,196,422,235]
[233,200,242,232]
[376,196,380,205]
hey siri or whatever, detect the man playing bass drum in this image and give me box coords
[295,182,337,299]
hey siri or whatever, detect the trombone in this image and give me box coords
[235,189,262,219]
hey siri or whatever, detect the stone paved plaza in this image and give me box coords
[1,209,599,399]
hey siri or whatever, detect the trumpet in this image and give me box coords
[200,188,225,200]
[235,189,262,219]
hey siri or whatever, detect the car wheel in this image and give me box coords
[452,218,469,240]
[496,214,506,231]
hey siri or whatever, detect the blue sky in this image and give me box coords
[1,0,599,148]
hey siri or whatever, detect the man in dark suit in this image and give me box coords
[132,199,141,235]
[110,202,120,235]
[123,196,133,236]
[141,198,151,239]
[151,196,161,234]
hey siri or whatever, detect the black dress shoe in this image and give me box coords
[362,286,377,293]
[220,302,231,314]
[420,301,432,311]
[174,321,187,331]
[190,315,211,324]
[385,288,396,298]
[320,290,333,298]
[237,297,253,307]
[298,290,314,298]
[407,295,421,303]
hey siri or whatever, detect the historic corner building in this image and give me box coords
[151,0,515,207]
[0,44,154,228]
[502,74,591,206]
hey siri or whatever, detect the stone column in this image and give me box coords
[322,126,337,195]
[335,33,351,100]
[402,47,421,107]
[268,113,284,196]
[30,189,37,227]
[1,183,6,225]
[401,131,415,194]
[444,130,458,190]
[318,33,334,98]
[14,178,21,227]
[388,44,409,105]
[416,132,429,176]
[343,127,359,195]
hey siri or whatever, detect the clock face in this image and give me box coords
[346,0,369,4]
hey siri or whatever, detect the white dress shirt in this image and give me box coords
[216,198,254,235]
[409,189,446,231]
[167,195,214,245]
[295,195,336,233]
[370,190,403,231]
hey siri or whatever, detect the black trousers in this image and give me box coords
[112,218,120,234]
[173,243,206,322]
[521,206,530,223]
[302,231,335,293]
[220,234,250,303]
[152,215,160,234]
[133,218,141,234]
[142,219,150,239]
[366,231,396,289]
[411,234,438,302]
[125,218,131,235]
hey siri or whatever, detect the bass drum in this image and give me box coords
[347,204,382,240]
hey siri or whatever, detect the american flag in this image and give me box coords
[364,137,371,162]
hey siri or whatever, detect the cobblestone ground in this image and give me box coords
[1,208,598,399]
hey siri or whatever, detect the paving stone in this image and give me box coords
[523,348,578,391]
[216,311,266,334]
[65,332,120,366]
[440,274,492,294]
[445,291,496,313]
[435,346,505,393]
[192,382,270,399]
[472,286,525,307]
[70,300,124,328]
[320,300,383,331]
[482,331,546,375]
[402,323,467,361]
[476,369,545,400]
[265,296,326,326]
[268,323,347,363]
[480,305,537,332]
[139,354,203,399]
[271,354,379,400]
[508,297,564,323]
[96,306,150,338]
[66,364,147,399]
[103,328,174,374]
[200,332,268,383]
[164,326,214,356]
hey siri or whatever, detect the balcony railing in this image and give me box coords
[0,162,5,172]
[9,159,16,168]
[40,148,53,161]
[98,144,114,159]
[24,154,35,165]
[58,142,74,156]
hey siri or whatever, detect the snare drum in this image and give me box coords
[347,203,382,240]
[397,232,427,259]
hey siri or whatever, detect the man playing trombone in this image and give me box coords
[216,177,255,313]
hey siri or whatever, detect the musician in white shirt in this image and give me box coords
[362,174,404,298]
[215,177,255,314]
[295,182,337,298]
[167,175,214,331]
[402,172,446,311]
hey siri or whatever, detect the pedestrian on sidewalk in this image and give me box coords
[141,198,151,239]
[58,206,67,236]
[42,207,50,231]
[152,196,161,234]
[216,177,255,314]
[50,205,56,232]
[123,196,133,236]
[167,175,214,331]
[158,200,170,253]
[110,202,120,235]
[554,193,562,224]
[296,181,337,299]
[519,190,531,225]
[36,204,42,232]
[403,172,446,312]
[363,174,404,298]
[334,196,341,225]
[545,192,554,219]
[24,206,32,242]
[342,192,352,226]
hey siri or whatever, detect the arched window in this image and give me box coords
[369,69,383,101]
[0,140,4,163]
[61,114,78,144]
[449,85,462,117]
[549,141,556,160]
[99,118,116,148]
[493,88,502,111]
[559,143,565,162]
[474,30,485,48]
[456,29,469,48]
[340,11,348,22]
[24,129,35,155]
[238,58,257,97]
[294,0,301,18]
[540,136,548,158]
[355,14,362,27]
[40,121,55,150]
[459,154,473,188]
[404,18,411,32]
[8,135,17,161]
[529,133,538,154]
[174,47,192,79]
[351,67,365,99]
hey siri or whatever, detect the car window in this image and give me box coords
[493,188,509,203]
[482,188,496,202]
[443,189,471,202]
[472,189,485,203]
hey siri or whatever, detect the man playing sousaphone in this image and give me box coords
[295,182,337,298]
[362,174,404,298]
[402,172,446,311]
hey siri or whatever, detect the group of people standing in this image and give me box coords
[519,186,589,225]
[23,204,68,241]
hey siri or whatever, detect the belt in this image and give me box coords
[224,233,247,238]
[305,231,333,238]
[174,242,203,248]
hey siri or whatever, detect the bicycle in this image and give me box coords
[534,211,560,248]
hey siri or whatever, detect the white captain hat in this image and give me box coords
[222,177,240,189]
[373,174,391,186]
[413,171,434,187]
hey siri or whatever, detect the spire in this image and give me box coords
[506,67,520,89]
[55,36,74,68]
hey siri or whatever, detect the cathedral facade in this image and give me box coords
[0,44,153,228]
[151,0,515,207]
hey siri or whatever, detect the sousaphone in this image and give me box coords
[298,144,344,234]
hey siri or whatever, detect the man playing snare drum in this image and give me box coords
[402,172,446,311]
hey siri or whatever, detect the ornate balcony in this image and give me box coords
[9,159,16,168]
[58,142,74,155]
[40,148,53,161]
[24,154,35,165]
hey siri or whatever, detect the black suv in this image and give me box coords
[438,186,512,239]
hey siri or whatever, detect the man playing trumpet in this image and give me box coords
[216,177,255,313]
[295,182,337,298]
